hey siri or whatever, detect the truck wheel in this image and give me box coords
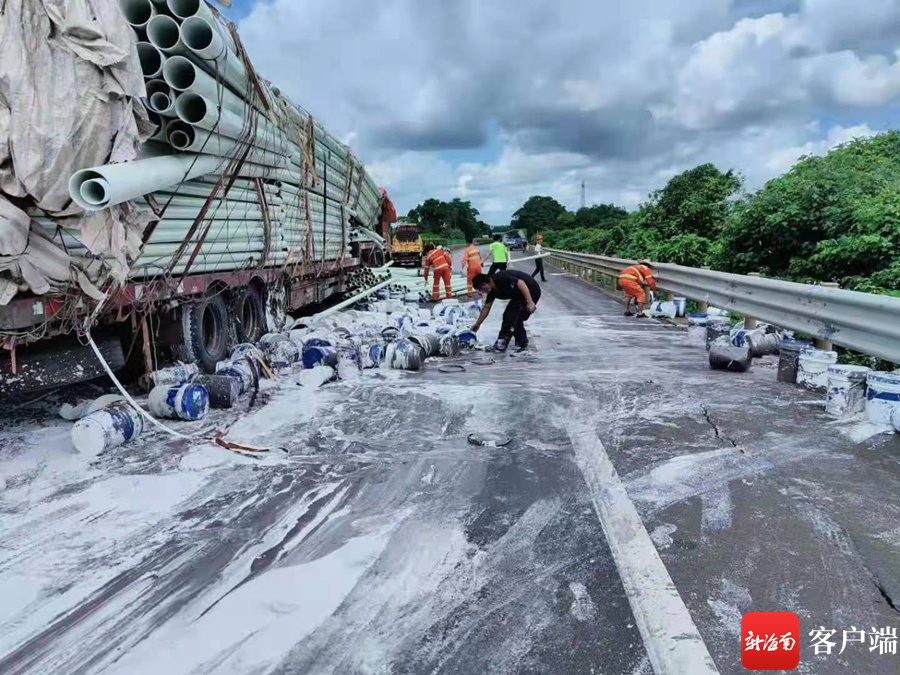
[186,294,230,373]
[231,286,265,344]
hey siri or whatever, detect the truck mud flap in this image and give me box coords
[0,333,125,400]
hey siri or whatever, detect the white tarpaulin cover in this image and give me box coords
[0,0,151,303]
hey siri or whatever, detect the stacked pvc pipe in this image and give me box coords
[57,0,384,284]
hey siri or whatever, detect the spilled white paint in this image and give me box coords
[568,581,598,622]
[650,523,677,549]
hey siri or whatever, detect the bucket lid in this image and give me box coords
[867,370,900,384]
[828,364,870,374]
[799,349,837,359]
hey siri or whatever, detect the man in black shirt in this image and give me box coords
[471,270,541,351]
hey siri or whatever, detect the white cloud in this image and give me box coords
[234,0,900,222]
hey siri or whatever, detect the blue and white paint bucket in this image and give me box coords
[456,330,478,348]
[866,371,900,425]
[825,365,870,418]
[231,343,262,361]
[138,363,198,392]
[215,359,256,393]
[672,297,687,317]
[72,403,144,457]
[362,343,384,369]
[302,345,338,369]
[385,339,423,370]
[148,383,210,421]
[796,349,838,392]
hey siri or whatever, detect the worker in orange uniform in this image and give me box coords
[423,243,454,302]
[461,237,483,298]
[619,259,657,317]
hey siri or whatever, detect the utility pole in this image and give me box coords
[581,180,586,209]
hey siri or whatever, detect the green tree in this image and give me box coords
[510,196,568,237]
[716,132,900,291]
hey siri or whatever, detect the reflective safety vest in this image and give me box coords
[464,245,482,269]
[425,249,449,271]
[620,264,654,285]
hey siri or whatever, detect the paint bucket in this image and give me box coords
[72,403,144,457]
[435,325,454,335]
[404,292,420,304]
[361,343,384,369]
[192,374,241,409]
[337,347,361,379]
[231,343,262,361]
[408,333,440,358]
[267,339,301,371]
[148,383,210,421]
[456,330,478,348]
[708,336,752,372]
[825,365,871,418]
[746,330,781,357]
[672,297,687,317]
[138,363,198,392]
[376,288,389,300]
[215,359,256,393]
[892,406,900,433]
[288,328,308,343]
[705,317,730,351]
[797,349,838,392]
[302,345,339,369]
[866,371,900,425]
[707,307,729,317]
[687,313,708,327]
[650,301,677,319]
[777,338,813,384]
[384,339,423,370]
[439,334,461,357]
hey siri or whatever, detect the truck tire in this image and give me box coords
[184,294,230,373]
[231,285,265,344]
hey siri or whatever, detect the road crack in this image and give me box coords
[700,404,743,453]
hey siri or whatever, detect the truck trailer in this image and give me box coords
[0,0,392,398]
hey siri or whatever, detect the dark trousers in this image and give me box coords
[488,262,507,276]
[499,296,539,346]
[531,258,546,281]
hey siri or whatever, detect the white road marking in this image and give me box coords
[567,416,721,675]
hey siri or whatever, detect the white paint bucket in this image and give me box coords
[892,405,900,433]
[824,365,870,418]
[866,371,900,425]
[72,403,144,457]
[672,297,687,317]
[650,301,677,319]
[796,349,838,392]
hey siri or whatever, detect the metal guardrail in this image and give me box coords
[546,248,900,364]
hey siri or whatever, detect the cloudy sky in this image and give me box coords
[222,0,900,224]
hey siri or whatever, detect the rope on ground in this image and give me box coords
[438,364,466,373]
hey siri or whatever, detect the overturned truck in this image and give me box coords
[0,0,394,398]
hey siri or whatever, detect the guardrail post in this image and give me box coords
[743,273,761,329]
[697,267,711,312]
[814,282,840,351]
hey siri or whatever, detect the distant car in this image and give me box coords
[505,235,527,251]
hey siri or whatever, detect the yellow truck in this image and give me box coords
[392,224,424,267]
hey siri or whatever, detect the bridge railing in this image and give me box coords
[545,248,900,364]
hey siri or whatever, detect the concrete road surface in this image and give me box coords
[1,255,898,674]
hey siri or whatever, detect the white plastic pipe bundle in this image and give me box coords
[64,0,383,286]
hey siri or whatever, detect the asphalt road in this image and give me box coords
[0,254,898,674]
